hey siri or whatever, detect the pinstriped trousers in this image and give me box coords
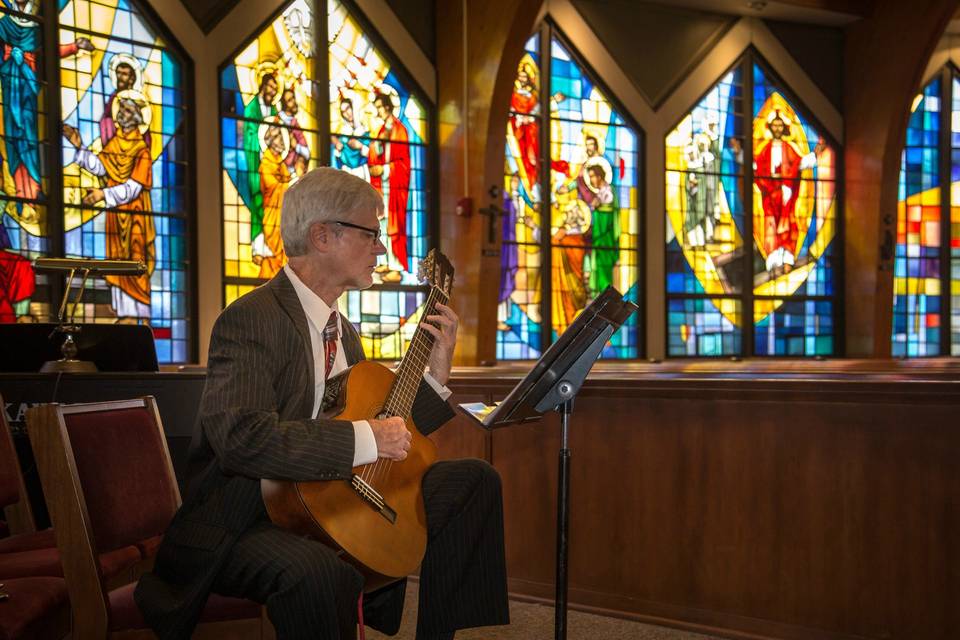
[211,459,509,640]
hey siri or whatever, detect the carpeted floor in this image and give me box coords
[365,582,722,640]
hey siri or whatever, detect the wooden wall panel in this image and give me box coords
[3,363,958,639]
[429,391,490,462]
[450,364,960,640]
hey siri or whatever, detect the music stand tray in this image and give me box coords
[457,286,637,640]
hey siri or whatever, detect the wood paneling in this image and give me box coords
[450,362,960,640]
[4,364,958,639]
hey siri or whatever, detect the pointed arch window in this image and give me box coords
[497,22,643,360]
[891,66,960,357]
[665,52,840,357]
[220,0,434,359]
[0,0,193,363]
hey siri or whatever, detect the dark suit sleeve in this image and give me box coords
[200,302,356,482]
[412,378,456,437]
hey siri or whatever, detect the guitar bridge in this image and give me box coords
[350,475,397,524]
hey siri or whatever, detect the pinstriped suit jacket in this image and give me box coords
[134,269,455,640]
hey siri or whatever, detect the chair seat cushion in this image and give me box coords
[135,534,163,559]
[108,582,261,631]
[0,576,70,640]
[0,529,55,554]
[0,544,141,580]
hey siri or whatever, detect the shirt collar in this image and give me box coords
[283,264,340,337]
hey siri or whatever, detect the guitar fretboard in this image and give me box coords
[381,285,449,419]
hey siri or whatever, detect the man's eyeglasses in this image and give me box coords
[332,220,382,246]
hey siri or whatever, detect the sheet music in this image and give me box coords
[457,401,502,426]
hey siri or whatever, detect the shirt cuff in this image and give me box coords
[423,371,452,401]
[352,420,377,466]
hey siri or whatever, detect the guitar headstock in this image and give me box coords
[417,249,455,297]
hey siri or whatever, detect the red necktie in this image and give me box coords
[323,312,339,380]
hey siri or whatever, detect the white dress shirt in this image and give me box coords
[283,265,451,466]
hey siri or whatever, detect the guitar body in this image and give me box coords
[261,360,438,592]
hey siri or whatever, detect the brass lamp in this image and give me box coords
[33,258,147,373]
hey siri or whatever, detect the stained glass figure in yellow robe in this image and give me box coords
[62,91,156,320]
[254,117,291,279]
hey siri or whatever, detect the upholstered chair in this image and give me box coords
[26,397,271,639]
[0,577,71,640]
[0,394,144,585]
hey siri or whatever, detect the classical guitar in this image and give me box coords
[261,249,454,592]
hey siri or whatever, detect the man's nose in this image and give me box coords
[374,239,387,255]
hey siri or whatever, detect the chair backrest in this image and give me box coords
[0,392,36,533]
[26,397,182,637]
[58,398,181,552]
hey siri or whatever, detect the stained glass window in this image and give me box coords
[221,0,433,360]
[59,0,191,363]
[221,0,319,301]
[666,56,838,357]
[953,77,960,355]
[0,1,51,323]
[329,0,430,359]
[892,78,941,357]
[498,25,642,360]
[0,0,192,363]
[892,68,960,357]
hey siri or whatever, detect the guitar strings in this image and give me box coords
[362,284,432,486]
[375,284,443,486]
[383,287,447,485]
[364,283,446,490]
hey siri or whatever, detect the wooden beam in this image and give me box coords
[436,0,543,365]
[843,0,959,356]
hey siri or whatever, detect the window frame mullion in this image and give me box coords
[742,55,755,357]
[538,22,552,356]
[316,0,331,168]
[43,0,65,311]
[939,66,952,356]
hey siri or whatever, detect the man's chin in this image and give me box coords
[345,275,376,291]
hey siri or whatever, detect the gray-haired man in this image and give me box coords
[135,168,509,640]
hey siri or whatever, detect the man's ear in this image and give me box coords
[308,221,330,252]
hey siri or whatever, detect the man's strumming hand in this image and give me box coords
[368,416,411,461]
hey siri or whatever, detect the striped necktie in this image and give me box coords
[323,312,339,380]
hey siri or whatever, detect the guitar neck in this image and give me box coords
[382,286,449,419]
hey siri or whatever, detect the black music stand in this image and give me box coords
[458,286,637,640]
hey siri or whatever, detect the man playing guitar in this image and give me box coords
[135,168,509,640]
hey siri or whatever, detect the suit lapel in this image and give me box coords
[268,270,315,415]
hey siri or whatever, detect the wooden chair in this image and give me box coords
[0,397,71,640]
[0,392,42,541]
[0,394,144,586]
[27,398,272,639]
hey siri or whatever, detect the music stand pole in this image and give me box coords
[458,288,637,639]
[555,397,573,640]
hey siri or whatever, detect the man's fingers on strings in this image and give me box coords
[426,314,453,328]
[434,303,459,321]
